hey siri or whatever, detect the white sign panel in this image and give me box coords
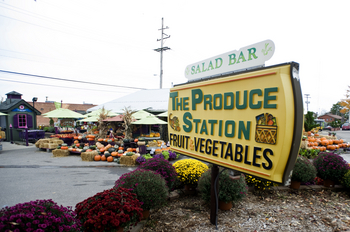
[184,40,275,80]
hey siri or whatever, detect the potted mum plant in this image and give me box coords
[75,187,143,232]
[138,157,178,191]
[173,159,208,194]
[115,169,168,219]
[291,155,317,189]
[198,168,248,210]
[313,152,350,187]
[0,199,82,231]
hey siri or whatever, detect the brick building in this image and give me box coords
[317,113,342,123]
[27,101,97,126]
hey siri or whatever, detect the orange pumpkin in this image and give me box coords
[94,155,101,161]
[72,148,77,152]
[127,148,133,152]
[74,140,79,144]
[74,136,79,140]
[339,139,344,143]
[134,139,138,142]
[76,143,80,147]
[107,156,114,162]
[101,155,107,161]
[61,146,68,150]
[119,147,124,150]
[99,148,105,152]
[98,138,104,142]
[328,140,333,145]
[321,140,329,146]
[111,152,118,157]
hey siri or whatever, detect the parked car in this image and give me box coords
[342,123,350,130]
[323,125,333,131]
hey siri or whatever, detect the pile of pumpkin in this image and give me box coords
[94,142,137,162]
[306,136,349,151]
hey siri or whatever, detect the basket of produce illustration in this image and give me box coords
[255,113,277,145]
[169,113,181,131]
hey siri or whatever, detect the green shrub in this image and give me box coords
[115,169,168,210]
[198,168,248,204]
[342,170,350,189]
[291,155,317,182]
[299,148,320,159]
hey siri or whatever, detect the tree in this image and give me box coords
[330,102,343,116]
[304,111,318,132]
[339,85,350,118]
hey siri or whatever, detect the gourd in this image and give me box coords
[111,151,118,157]
[61,146,68,150]
[114,144,119,149]
[108,147,116,153]
[104,152,111,158]
[125,152,135,156]
[94,155,101,161]
[89,145,96,150]
[118,150,124,154]
[101,155,107,161]
[107,156,114,162]
[123,138,130,143]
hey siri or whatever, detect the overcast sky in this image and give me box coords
[0,0,349,115]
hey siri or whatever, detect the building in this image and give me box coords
[317,113,342,123]
[29,101,97,126]
[87,88,170,114]
[0,91,41,141]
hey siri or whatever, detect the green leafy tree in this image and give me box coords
[340,85,350,120]
[330,102,343,116]
[304,111,318,131]
[330,120,341,128]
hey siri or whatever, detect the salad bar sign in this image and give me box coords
[168,62,303,184]
[184,40,275,80]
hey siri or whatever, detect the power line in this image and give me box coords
[0,70,147,90]
[0,78,132,93]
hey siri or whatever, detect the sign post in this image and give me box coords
[168,40,303,227]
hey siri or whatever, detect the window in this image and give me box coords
[18,114,27,128]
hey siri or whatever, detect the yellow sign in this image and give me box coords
[168,62,303,184]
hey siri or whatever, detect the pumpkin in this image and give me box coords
[108,147,116,153]
[88,138,94,141]
[104,152,111,158]
[107,139,112,143]
[61,143,68,147]
[127,148,133,152]
[86,149,93,152]
[72,148,77,152]
[76,143,80,147]
[111,151,118,157]
[85,143,89,147]
[94,155,101,161]
[100,148,105,153]
[101,155,107,161]
[118,147,124,150]
[98,138,104,142]
[118,150,124,154]
[89,145,97,150]
[123,139,130,143]
[61,146,68,150]
[74,136,79,140]
[107,156,114,162]
[134,139,138,142]
[114,145,119,149]
[74,140,79,144]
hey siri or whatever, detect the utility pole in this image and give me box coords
[154,17,170,89]
[304,94,311,113]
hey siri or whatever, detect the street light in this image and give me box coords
[32,97,38,109]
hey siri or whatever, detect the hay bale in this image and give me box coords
[300,140,308,149]
[120,155,137,165]
[56,140,64,145]
[81,150,98,161]
[40,142,49,149]
[48,143,58,149]
[52,149,70,157]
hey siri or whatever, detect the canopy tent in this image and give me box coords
[157,111,168,117]
[103,114,124,122]
[42,108,84,119]
[0,112,8,116]
[132,110,153,120]
[85,109,118,117]
[77,115,99,122]
[131,115,167,125]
